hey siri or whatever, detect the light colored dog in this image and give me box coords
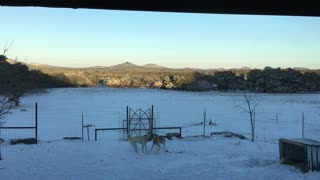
[127,134,150,153]
[150,134,171,153]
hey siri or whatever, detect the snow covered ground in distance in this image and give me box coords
[2,87,320,141]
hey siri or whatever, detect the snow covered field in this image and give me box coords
[2,87,320,141]
[1,87,320,179]
[1,137,320,180]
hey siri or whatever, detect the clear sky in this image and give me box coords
[0,7,320,69]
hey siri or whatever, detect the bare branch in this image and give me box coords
[235,105,250,113]
[0,96,13,119]
[2,40,14,56]
[236,91,261,142]
[252,102,260,112]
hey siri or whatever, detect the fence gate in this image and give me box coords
[126,106,154,137]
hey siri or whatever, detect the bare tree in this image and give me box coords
[236,92,260,142]
[0,96,13,120]
[0,43,15,160]
[0,121,4,160]
[0,96,13,160]
[1,41,23,106]
[9,88,24,107]
[0,41,13,62]
[1,41,14,117]
[1,41,13,56]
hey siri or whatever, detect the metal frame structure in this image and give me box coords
[94,106,182,141]
[126,106,154,137]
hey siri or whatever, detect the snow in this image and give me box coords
[1,137,320,180]
[0,87,320,179]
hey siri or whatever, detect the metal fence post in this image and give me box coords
[203,108,206,138]
[302,112,305,139]
[151,105,154,137]
[81,112,84,142]
[253,112,256,141]
[126,106,129,136]
[95,129,97,141]
[35,102,38,144]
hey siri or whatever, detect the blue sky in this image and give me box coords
[0,7,320,69]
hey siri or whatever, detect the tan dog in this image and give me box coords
[127,134,150,153]
[150,134,171,153]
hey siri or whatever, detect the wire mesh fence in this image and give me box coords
[304,113,320,141]
[0,105,319,143]
[0,105,36,140]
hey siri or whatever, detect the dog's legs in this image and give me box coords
[142,143,146,153]
[157,144,161,153]
[143,143,147,153]
[145,142,149,153]
[130,141,138,153]
[150,144,154,152]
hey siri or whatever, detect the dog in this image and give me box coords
[127,134,150,153]
[150,134,172,153]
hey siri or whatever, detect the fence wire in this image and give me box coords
[1,107,319,142]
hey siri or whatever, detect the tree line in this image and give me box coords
[29,64,320,93]
[1,56,320,95]
[0,55,75,106]
[196,67,320,93]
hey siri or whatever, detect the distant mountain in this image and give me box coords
[142,64,165,68]
[28,62,73,70]
[181,67,203,71]
[88,66,107,68]
[216,68,226,71]
[110,62,139,69]
[240,67,251,70]
[5,59,68,70]
[15,59,317,72]
[293,67,311,71]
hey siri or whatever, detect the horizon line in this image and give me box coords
[7,58,318,71]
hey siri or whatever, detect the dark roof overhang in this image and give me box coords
[1,0,320,17]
